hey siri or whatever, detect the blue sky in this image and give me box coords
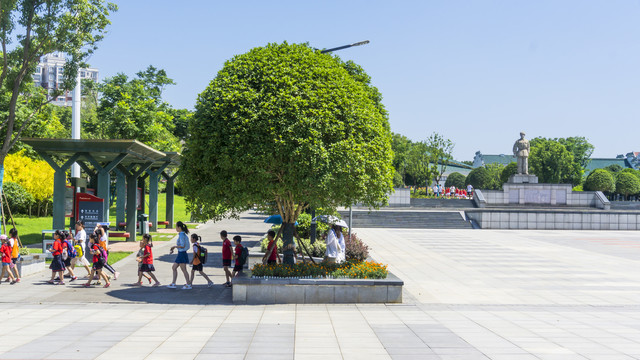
[88,1,640,160]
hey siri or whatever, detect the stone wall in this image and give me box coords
[466,209,640,230]
[232,274,404,304]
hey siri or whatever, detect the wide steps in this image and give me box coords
[339,210,473,229]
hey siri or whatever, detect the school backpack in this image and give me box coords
[196,244,208,264]
[64,239,77,258]
[240,246,249,266]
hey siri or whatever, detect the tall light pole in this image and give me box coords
[310,40,370,244]
[71,72,81,179]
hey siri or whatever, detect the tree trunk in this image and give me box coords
[281,222,296,265]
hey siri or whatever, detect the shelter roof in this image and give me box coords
[585,158,630,172]
[21,138,180,167]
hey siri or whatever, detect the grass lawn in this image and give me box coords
[5,194,189,247]
[107,251,133,265]
[107,192,190,226]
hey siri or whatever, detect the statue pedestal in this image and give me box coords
[509,174,538,184]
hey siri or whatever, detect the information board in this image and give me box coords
[75,193,104,231]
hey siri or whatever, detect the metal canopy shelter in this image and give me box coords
[22,138,181,242]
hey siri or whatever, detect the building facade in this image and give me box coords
[33,52,98,107]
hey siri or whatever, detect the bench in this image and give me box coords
[157,221,169,228]
[109,232,130,239]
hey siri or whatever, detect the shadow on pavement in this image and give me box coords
[104,283,233,305]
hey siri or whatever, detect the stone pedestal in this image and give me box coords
[509,174,538,184]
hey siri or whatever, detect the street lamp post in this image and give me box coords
[310,40,370,244]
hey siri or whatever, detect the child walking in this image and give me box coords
[0,235,16,284]
[167,221,191,289]
[134,234,160,286]
[72,220,92,277]
[230,235,244,285]
[47,230,66,285]
[221,230,232,287]
[83,234,110,288]
[189,233,213,287]
[4,228,20,283]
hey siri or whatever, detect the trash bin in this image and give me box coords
[138,213,149,235]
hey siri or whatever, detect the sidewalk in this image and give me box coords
[2,212,640,359]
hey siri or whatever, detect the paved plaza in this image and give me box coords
[1,212,640,359]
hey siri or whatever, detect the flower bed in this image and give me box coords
[251,261,388,279]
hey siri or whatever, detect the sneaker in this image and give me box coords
[82,283,91,287]
[208,282,214,288]
[94,281,102,286]
[166,283,176,289]
[114,272,120,280]
[10,281,16,285]
[103,283,110,288]
[15,278,20,283]
[152,282,161,287]
[131,282,142,286]
[182,284,192,290]
[57,282,65,285]
[147,277,152,284]
[70,276,78,282]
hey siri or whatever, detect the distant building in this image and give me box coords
[472,151,516,168]
[33,52,98,107]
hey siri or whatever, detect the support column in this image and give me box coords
[40,154,80,230]
[118,162,153,242]
[115,170,126,229]
[162,170,179,229]
[83,153,127,223]
[147,163,170,231]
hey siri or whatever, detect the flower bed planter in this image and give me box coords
[232,271,403,304]
[17,254,46,277]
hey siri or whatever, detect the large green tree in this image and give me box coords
[391,133,412,185]
[529,138,580,185]
[181,42,394,264]
[0,0,116,193]
[91,66,179,151]
[426,132,454,185]
[406,141,434,192]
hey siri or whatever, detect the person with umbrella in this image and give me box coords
[314,215,347,264]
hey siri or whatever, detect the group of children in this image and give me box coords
[47,221,120,287]
[0,228,21,284]
[8,219,246,289]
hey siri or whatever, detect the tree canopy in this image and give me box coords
[529,138,580,185]
[444,172,466,189]
[615,172,640,199]
[583,169,615,193]
[181,42,393,263]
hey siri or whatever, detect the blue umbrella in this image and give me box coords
[264,215,298,225]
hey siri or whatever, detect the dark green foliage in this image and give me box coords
[444,172,466,189]
[615,172,640,199]
[500,162,518,184]
[393,171,404,187]
[583,169,615,193]
[604,164,623,173]
[294,213,330,240]
[2,181,35,215]
[466,167,498,190]
[529,138,580,185]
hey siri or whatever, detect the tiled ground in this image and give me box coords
[1,214,640,359]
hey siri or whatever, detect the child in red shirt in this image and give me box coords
[221,230,233,287]
[82,234,110,288]
[1,235,16,284]
[230,235,244,284]
[47,230,66,285]
[134,234,160,286]
[262,229,280,265]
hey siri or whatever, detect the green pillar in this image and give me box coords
[40,154,80,230]
[119,162,153,242]
[115,170,126,229]
[162,170,179,228]
[83,153,127,224]
[147,163,169,231]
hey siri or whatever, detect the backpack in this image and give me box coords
[74,244,83,257]
[240,246,249,266]
[64,240,77,258]
[196,244,208,264]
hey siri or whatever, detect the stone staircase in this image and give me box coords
[338,209,473,229]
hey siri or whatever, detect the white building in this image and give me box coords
[33,52,98,107]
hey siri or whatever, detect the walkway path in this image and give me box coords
[1,212,640,359]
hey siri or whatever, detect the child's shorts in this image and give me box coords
[2,262,10,267]
[11,257,19,264]
[192,263,203,271]
[92,260,105,270]
[174,251,189,264]
[140,264,155,272]
[233,264,243,272]
[222,259,231,267]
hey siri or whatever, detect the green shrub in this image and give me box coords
[500,162,518,184]
[615,172,640,199]
[2,181,35,215]
[260,234,327,258]
[251,260,388,279]
[584,169,615,193]
[444,172,466,189]
[466,167,501,190]
[295,213,331,239]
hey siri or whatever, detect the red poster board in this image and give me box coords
[75,193,104,231]
[137,187,143,210]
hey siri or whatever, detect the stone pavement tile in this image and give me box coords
[195,354,244,360]
[244,354,293,360]
[342,355,392,360]
[390,355,441,360]
[145,354,199,360]
[294,355,343,360]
